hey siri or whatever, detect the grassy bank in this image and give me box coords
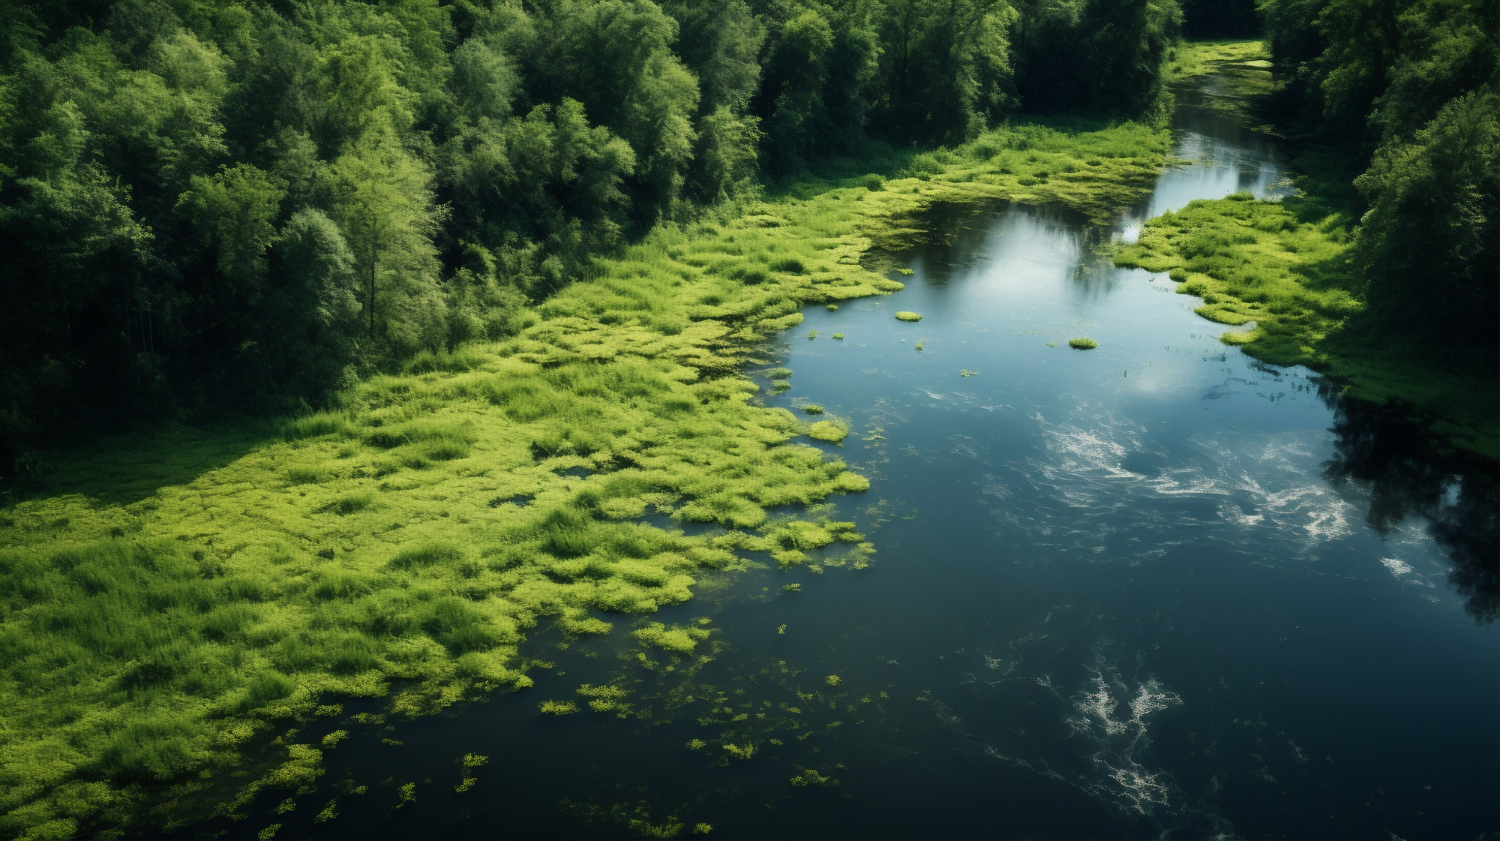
[1116,44,1499,460]
[0,120,1170,838]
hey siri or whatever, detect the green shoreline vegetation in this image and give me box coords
[0,93,1174,841]
[6,0,1488,835]
[1116,9,1499,459]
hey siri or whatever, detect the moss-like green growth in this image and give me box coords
[832,333,845,340]
[1118,190,1499,457]
[894,311,923,322]
[800,404,825,415]
[0,112,1175,837]
[808,420,850,443]
[1068,338,1098,350]
[632,621,711,655]
[959,369,977,377]
[539,700,580,715]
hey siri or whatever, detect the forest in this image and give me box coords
[0,0,1189,484]
[0,0,1496,838]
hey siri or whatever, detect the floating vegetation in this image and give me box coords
[895,311,923,322]
[694,823,714,835]
[915,340,925,351]
[960,369,978,377]
[633,621,712,655]
[808,420,850,443]
[1046,341,1058,347]
[539,700,579,715]
[687,739,707,751]
[771,380,792,393]
[896,267,915,276]
[777,624,787,635]
[826,303,840,310]
[825,675,842,687]
[1069,337,1099,349]
[320,730,349,749]
[807,330,820,340]
[832,333,845,340]
[789,769,839,787]
[801,404,826,415]
[783,583,802,593]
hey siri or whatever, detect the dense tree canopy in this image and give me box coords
[1259,0,1499,347]
[0,0,1192,481]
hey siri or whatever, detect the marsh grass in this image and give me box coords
[0,114,1174,838]
[1116,190,1498,458]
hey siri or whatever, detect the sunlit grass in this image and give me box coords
[0,116,1174,838]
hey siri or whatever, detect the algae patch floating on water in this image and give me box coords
[1069,337,1099,349]
[808,420,850,443]
[895,311,923,322]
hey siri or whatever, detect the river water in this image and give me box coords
[211,79,1498,840]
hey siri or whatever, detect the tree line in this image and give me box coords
[0,0,1188,484]
[1259,0,1498,354]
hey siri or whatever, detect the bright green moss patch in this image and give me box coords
[894,312,923,322]
[808,420,850,443]
[1116,192,1498,458]
[0,115,1173,837]
[1068,338,1098,350]
[632,621,711,655]
[800,404,826,415]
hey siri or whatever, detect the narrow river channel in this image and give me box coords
[209,74,1498,841]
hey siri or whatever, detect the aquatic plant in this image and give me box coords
[825,675,841,687]
[960,369,978,377]
[894,311,923,322]
[1068,338,1099,349]
[807,331,819,340]
[801,404,825,415]
[539,700,579,715]
[633,622,711,655]
[808,420,850,443]
[832,333,845,340]
[915,340,925,351]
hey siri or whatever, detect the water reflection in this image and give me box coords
[1320,385,1500,623]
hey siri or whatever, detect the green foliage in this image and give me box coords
[1067,338,1097,349]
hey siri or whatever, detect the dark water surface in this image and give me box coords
[205,86,1498,840]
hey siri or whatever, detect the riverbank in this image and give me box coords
[0,115,1171,837]
[1117,45,1500,461]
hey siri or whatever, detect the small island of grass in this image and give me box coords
[1068,338,1098,349]
[895,311,923,322]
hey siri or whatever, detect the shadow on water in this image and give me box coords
[1318,382,1500,623]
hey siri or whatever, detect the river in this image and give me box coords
[207,73,1498,840]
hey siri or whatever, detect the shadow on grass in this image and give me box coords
[20,420,279,508]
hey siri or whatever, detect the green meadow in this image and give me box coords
[0,119,1171,838]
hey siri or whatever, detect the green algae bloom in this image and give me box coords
[895,311,923,322]
[1069,337,1099,349]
